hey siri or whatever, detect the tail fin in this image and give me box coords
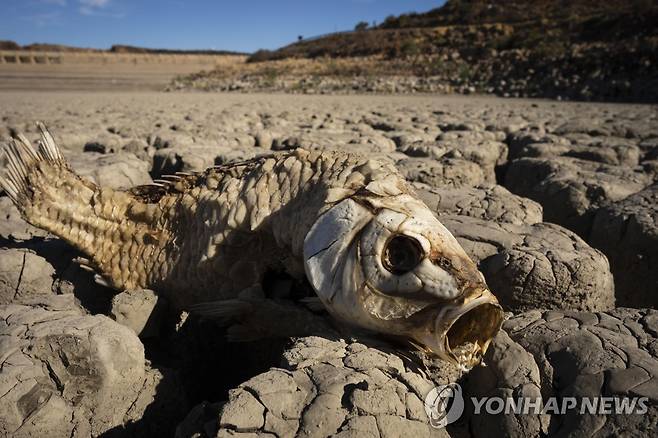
[0,122,98,237]
[0,123,159,291]
[1,122,67,205]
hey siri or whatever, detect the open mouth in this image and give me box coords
[445,302,503,370]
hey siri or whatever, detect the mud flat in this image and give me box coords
[0,91,656,437]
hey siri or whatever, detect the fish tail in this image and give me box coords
[0,123,152,290]
[1,123,95,231]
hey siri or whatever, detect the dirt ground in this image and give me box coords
[0,52,244,91]
[0,90,657,437]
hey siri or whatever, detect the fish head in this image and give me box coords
[304,194,503,370]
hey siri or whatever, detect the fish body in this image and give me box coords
[1,125,503,369]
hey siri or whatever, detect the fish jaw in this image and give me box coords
[411,288,503,370]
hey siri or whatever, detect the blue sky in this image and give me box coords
[1,1,444,53]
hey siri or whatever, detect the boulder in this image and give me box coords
[210,336,459,438]
[69,152,152,190]
[397,157,486,189]
[152,145,260,177]
[398,138,507,183]
[590,183,658,308]
[508,132,640,167]
[0,197,49,240]
[110,288,166,338]
[505,157,652,237]
[441,215,615,312]
[460,330,548,437]
[0,296,187,437]
[151,146,217,177]
[412,182,543,225]
[0,248,55,305]
[504,308,658,436]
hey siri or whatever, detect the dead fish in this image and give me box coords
[0,124,503,369]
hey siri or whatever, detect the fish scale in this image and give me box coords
[1,129,375,309]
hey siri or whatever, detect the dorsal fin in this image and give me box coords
[128,153,286,204]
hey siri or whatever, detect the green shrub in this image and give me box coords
[401,39,420,57]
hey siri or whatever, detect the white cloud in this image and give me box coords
[40,0,67,6]
[80,0,110,7]
[78,0,111,15]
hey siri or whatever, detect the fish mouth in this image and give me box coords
[413,288,503,370]
[444,300,503,370]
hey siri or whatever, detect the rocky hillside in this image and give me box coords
[379,0,656,29]
[175,0,658,102]
[253,0,657,60]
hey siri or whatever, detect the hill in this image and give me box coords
[174,0,658,102]
[378,0,655,29]
[249,0,658,61]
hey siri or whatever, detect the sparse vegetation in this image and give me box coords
[400,39,420,58]
[247,49,278,63]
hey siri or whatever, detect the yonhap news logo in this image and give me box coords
[424,383,465,428]
[424,383,649,429]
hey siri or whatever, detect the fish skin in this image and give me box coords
[1,129,397,309]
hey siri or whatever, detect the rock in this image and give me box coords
[175,401,222,438]
[218,389,266,430]
[202,307,658,438]
[0,236,116,314]
[149,131,196,150]
[0,297,186,437]
[255,130,273,148]
[552,118,612,137]
[348,134,397,154]
[0,197,49,240]
[505,157,652,237]
[215,148,261,165]
[412,182,543,225]
[152,146,216,177]
[0,248,55,305]
[397,157,486,189]
[152,145,259,177]
[461,330,548,437]
[212,336,461,438]
[506,131,571,160]
[217,133,257,149]
[70,152,152,190]
[272,136,301,151]
[590,183,658,308]
[441,215,615,312]
[504,308,658,436]
[83,135,121,154]
[508,133,641,167]
[110,288,165,338]
[4,90,658,438]
[389,131,434,149]
[398,138,507,183]
[121,138,153,162]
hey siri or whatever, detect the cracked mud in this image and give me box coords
[0,92,656,437]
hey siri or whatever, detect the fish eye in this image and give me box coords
[382,234,424,275]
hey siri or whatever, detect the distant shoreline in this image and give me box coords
[0,40,248,56]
